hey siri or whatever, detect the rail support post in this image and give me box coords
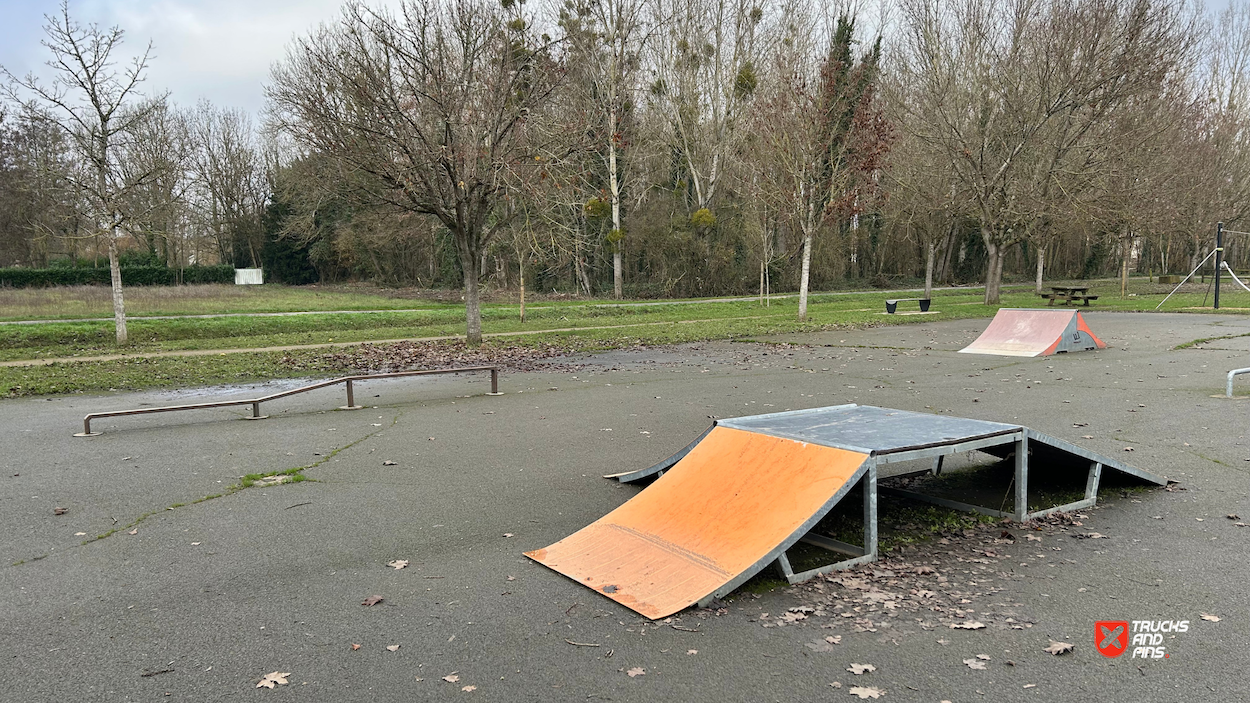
[243,401,268,420]
[339,378,363,410]
[74,416,100,437]
[487,368,503,395]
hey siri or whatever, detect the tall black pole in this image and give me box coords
[1215,221,1223,310]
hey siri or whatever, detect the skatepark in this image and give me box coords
[2,312,1249,701]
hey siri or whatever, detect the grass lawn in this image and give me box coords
[1,277,1246,397]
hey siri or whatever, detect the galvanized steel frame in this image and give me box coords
[697,459,878,605]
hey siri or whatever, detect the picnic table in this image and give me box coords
[1040,285,1098,307]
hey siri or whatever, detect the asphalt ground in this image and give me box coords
[1,311,1248,702]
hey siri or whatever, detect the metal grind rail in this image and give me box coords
[75,366,500,436]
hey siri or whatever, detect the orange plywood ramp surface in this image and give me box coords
[960,308,1106,357]
[525,426,868,619]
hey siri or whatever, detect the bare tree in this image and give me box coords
[648,0,764,215]
[895,0,1199,304]
[750,10,891,320]
[268,0,562,344]
[561,0,652,298]
[2,2,165,343]
[189,101,266,267]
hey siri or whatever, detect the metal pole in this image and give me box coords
[1216,221,1223,310]
[252,402,262,418]
[491,368,498,394]
[346,379,355,408]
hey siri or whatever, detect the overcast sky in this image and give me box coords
[0,0,395,117]
[0,0,1239,120]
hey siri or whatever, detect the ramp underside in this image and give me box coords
[960,308,1105,357]
[526,426,868,619]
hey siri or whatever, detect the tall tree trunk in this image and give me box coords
[107,223,128,344]
[924,240,934,301]
[518,256,526,323]
[609,107,624,300]
[983,231,1002,305]
[798,231,813,321]
[463,257,482,345]
[1035,242,1045,294]
[457,228,483,346]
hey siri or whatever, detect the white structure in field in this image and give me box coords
[234,268,263,285]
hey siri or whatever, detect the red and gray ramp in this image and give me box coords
[960,308,1106,357]
[527,405,1165,619]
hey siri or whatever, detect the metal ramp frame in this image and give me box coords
[532,405,1166,619]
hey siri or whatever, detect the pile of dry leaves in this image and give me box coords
[761,511,1098,640]
[279,340,591,375]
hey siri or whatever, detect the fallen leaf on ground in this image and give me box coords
[626,667,645,677]
[386,645,400,652]
[256,671,290,689]
[826,635,842,645]
[1024,684,1037,689]
[1200,613,1221,622]
[351,644,360,651]
[503,533,514,538]
[847,663,876,675]
[387,560,409,570]
[829,681,842,688]
[461,685,476,692]
[964,658,987,670]
[53,507,67,515]
[383,460,397,466]
[443,674,460,683]
[848,686,884,699]
[687,649,698,655]
[1229,514,1241,520]
[976,654,991,660]
[362,595,384,606]
[74,532,86,536]
[950,621,985,630]
[1044,641,1075,655]
[1124,447,1134,452]
[127,529,137,535]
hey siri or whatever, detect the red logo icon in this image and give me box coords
[1096,620,1129,657]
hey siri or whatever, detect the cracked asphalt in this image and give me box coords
[1,311,1248,702]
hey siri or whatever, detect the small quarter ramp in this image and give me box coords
[525,426,872,619]
[528,405,1165,619]
[960,308,1105,357]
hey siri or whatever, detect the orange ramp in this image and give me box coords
[525,426,870,619]
[960,308,1105,357]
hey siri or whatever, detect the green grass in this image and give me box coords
[2,277,1247,398]
[0,283,463,320]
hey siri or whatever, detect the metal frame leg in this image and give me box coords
[1013,432,1029,521]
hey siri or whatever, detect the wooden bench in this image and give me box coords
[885,298,931,314]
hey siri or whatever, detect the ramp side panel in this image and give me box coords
[526,426,868,619]
[959,309,1080,357]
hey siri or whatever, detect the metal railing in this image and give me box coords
[75,366,500,436]
[1228,367,1250,398]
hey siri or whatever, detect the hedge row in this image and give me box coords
[0,265,237,288]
